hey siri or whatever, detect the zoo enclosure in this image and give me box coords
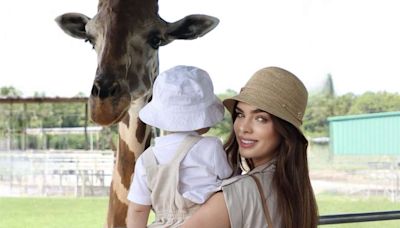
[1,98,400,224]
[0,150,113,197]
[0,97,117,197]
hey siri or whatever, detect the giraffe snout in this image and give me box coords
[91,79,121,99]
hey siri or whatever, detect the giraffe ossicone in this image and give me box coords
[55,0,219,227]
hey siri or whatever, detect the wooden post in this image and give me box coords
[84,103,89,150]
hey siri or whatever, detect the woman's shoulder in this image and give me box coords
[221,175,267,216]
[221,174,255,191]
[222,164,276,193]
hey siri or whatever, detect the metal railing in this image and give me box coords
[0,150,113,197]
[319,210,400,225]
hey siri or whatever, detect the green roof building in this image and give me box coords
[328,111,400,155]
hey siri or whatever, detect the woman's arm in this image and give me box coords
[126,201,151,228]
[183,192,230,228]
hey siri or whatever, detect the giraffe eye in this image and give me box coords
[149,36,162,49]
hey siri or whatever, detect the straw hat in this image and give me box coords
[139,65,224,132]
[223,66,308,130]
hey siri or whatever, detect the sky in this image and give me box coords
[1,0,400,97]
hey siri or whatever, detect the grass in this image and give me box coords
[0,197,108,228]
[0,195,399,228]
[317,193,400,228]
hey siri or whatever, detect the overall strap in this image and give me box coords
[142,135,201,191]
[250,174,273,228]
[171,135,202,164]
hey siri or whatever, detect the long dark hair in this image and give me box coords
[224,105,318,228]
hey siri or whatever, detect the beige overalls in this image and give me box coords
[142,135,201,228]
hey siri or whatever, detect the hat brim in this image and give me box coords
[223,93,270,116]
[139,95,224,132]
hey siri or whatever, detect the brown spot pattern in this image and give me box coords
[117,137,136,190]
[135,118,147,144]
[106,181,128,227]
[121,112,130,129]
[145,130,152,149]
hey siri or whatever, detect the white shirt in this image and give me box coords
[127,132,232,205]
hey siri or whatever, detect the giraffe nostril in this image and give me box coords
[91,83,100,97]
[109,83,120,97]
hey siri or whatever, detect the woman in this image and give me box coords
[183,66,318,228]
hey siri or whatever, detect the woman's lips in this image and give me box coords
[238,137,257,148]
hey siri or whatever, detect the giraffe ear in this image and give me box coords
[55,13,91,39]
[165,14,219,41]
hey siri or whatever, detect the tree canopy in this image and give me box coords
[2,83,400,149]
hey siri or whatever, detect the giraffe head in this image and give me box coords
[55,0,219,126]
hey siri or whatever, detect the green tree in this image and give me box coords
[332,93,356,116]
[321,73,335,97]
[33,91,46,97]
[303,74,337,137]
[303,94,335,137]
[0,86,22,97]
[349,91,400,114]
[0,88,95,150]
[207,89,237,141]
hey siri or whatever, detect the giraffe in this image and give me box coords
[55,0,219,227]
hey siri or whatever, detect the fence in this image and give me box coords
[0,150,114,197]
[2,150,400,225]
[308,143,400,202]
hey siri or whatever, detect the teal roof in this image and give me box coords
[328,111,400,122]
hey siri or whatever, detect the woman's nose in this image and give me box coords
[238,119,252,134]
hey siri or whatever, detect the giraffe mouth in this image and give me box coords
[89,95,131,126]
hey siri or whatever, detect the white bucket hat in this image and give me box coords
[139,65,224,132]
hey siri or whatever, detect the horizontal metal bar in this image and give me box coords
[0,97,88,104]
[319,210,400,225]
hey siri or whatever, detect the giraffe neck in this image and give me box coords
[119,97,152,165]
[106,95,152,227]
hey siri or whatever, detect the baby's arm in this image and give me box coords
[127,201,151,228]
[126,154,152,228]
[212,138,233,179]
[182,192,230,228]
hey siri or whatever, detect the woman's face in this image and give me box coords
[233,102,281,167]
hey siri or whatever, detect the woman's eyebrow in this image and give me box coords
[252,109,266,114]
[235,106,266,114]
[235,107,243,112]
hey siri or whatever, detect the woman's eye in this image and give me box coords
[236,113,244,118]
[256,116,267,123]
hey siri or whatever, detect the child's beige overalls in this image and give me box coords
[142,135,202,228]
